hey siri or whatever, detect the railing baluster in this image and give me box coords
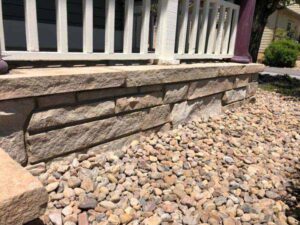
[198,0,210,54]
[177,0,189,54]
[56,0,68,53]
[215,4,225,54]
[123,0,134,54]
[228,8,239,55]
[105,0,115,54]
[222,7,232,54]
[189,0,200,54]
[0,0,5,51]
[140,0,151,54]
[25,0,39,52]
[83,0,93,53]
[207,2,219,54]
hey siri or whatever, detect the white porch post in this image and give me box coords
[157,0,179,64]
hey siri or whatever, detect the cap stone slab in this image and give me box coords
[0,148,48,225]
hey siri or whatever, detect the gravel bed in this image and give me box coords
[30,89,300,225]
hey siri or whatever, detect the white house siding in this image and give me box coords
[259,5,300,58]
[259,11,278,54]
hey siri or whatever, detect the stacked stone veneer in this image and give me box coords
[0,63,264,165]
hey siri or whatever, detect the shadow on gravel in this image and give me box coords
[285,167,300,222]
[259,74,300,98]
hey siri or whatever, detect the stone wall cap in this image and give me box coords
[0,63,265,101]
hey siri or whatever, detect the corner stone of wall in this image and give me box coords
[0,63,264,165]
[0,148,48,225]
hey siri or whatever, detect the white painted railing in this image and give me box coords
[0,0,239,62]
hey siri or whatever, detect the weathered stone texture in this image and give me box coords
[0,149,48,225]
[116,92,163,113]
[246,82,258,97]
[188,77,234,100]
[164,83,189,103]
[0,70,125,101]
[28,101,115,133]
[0,98,35,164]
[223,88,247,104]
[88,133,140,155]
[26,111,145,162]
[126,66,219,87]
[77,87,138,102]
[234,74,252,88]
[171,94,222,126]
[142,105,171,130]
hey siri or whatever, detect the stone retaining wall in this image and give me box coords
[0,63,264,165]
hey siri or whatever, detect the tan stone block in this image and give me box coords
[0,132,27,165]
[88,133,140,155]
[188,77,234,100]
[28,100,115,133]
[77,87,138,102]
[246,82,258,98]
[244,64,265,74]
[171,94,222,126]
[26,111,145,162]
[0,98,35,164]
[234,74,252,88]
[37,93,76,108]
[0,148,48,225]
[142,105,171,130]
[222,88,247,104]
[0,67,125,101]
[164,83,189,103]
[126,66,219,87]
[115,92,163,113]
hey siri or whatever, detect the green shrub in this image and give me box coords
[264,39,299,68]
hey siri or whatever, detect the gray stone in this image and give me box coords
[37,93,76,108]
[222,88,247,104]
[188,77,234,100]
[0,98,35,164]
[26,111,145,163]
[115,92,163,113]
[164,83,189,103]
[171,94,222,126]
[246,82,258,98]
[78,197,98,209]
[142,105,171,130]
[234,74,251,88]
[28,100,115,133]
[224,156,235,164]
[77,87,138,102]
[0,67,125,101]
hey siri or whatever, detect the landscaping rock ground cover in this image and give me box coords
[30,89,300,225]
